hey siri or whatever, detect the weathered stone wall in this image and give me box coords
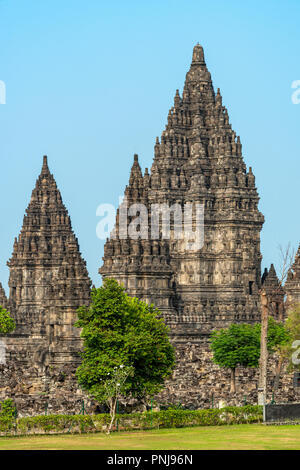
[157,335,296,408]
[0,334,95,417]
[0,333,297,416]
[0,355,95,417]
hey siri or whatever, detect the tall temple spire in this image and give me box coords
[7,155,91,364]
[100,43,264,331]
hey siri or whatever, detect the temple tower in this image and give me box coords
[261,264,285,321]
[100,44,264,335]
[285,244,300,309]
[7,156,91,366]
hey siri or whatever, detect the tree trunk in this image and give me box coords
[278,303,284,323]
[273,355,284,393]
[107,398,117,434]
[258,289,269,405]
[230,368,236,394]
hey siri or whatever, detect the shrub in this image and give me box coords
[0,417,15,433]
[0,405,263,436]
[0,399,16,419]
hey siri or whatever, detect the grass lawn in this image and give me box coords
[1,424,300,450]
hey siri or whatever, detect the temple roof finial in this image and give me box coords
[192,43,205,65]
[128,154,143,188]
[41,155,50,175]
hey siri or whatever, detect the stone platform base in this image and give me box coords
[0,336,298,416]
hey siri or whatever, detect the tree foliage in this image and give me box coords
[285,304,300,340]
[210,323,260,370]
[210,319,289,393]
[0,306,15,335]
[258,316,290,354]
[0,399,16,419]
[211,319,289,371]
[75,278,176,405]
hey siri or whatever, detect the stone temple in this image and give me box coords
[0,157,92,413]
[1,44,300,414]
[100,43,265,334]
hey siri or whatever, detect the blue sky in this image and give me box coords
[0,0,299,290]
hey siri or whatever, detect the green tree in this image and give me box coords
[75,278,176,422]
[0,306,15,335]
[210,319,289,394]
[210,323,260,393]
